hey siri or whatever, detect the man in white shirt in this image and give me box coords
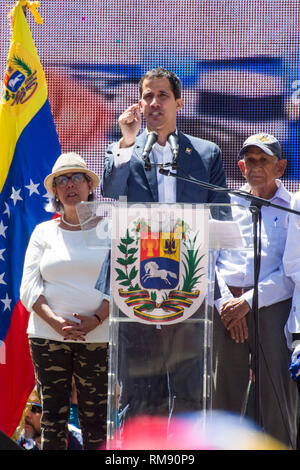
[99,67,230,423]
[214,133,298,449]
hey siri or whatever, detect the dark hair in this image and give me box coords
[138,67,182,99]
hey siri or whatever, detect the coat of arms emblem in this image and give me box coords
[111,205,208,325]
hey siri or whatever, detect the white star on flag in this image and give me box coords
[3,202,10,218]
[0,221,8,238]
[0,273,6,285]
[0,249,5,261]
[0,293,12,311]
[10,187,23,206]
[25,179,40,196]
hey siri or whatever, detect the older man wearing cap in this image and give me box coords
[212,133,298,448]
[20,152,110,450]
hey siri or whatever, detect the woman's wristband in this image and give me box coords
[94,313,103,325]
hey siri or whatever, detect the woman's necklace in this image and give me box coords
[61,215,81,228]
[61,214,97,228]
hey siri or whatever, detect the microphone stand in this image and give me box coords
[249,200,262,426]
[159,163,300,428]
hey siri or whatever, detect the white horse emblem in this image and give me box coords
[8,73,24,90]
[142,261,177,286]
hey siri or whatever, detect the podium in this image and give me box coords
[77,201,253,448]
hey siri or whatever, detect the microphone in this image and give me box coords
[142,131,158,171]
[167,132,179,169]
[158,167,171,176]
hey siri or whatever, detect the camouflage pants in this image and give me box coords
[29,338,108,450]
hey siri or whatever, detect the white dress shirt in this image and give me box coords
[112,138,176,202]
[216,180,294,311]
[283,192,300,347]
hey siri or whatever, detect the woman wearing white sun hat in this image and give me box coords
[20,152,110,450]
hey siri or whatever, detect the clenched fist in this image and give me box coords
[118,104,142,148]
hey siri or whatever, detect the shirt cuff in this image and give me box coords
[113,141,134,168]
[214,293,233,313]
[292,340,300,351]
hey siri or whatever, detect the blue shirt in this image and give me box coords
[216,180,294,310]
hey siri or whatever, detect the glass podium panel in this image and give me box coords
[76,200,112,250]
[77,201,253,449]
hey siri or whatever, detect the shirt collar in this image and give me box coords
[145,128,178,147]
[241,179,291,204]
[145,129,178,161]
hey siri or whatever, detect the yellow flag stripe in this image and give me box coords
[0,2,47,192]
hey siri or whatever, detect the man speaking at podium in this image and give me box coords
[99,67,230,422]
[101,67,228,206]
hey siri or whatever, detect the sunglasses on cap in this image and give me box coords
[53,172,90,188]
[27,402,42,413]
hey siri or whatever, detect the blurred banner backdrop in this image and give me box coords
[0,0,300,439]
[1,0,299,193]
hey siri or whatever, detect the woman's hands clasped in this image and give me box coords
[33,296,109,342]
[60,313,100,341]
[59,299,109,341]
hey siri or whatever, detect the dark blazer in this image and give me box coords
[101,130,230,205]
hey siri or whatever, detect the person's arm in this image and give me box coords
[214,259,249,343]
[20,224,106,341]
[208,144,230,205]
[283,194,300,286]
[95,251,111,295]
[241,264,294,311]
[118,104,141,148]
[20,224,46,311]
[65,299,110,340]
[220,264,294,331]
[19,225,79,338]
[214,264,234,311]
[31,295,109,342]
[202,142,231,220]
[32,294,87,340]
[101,104,141,198]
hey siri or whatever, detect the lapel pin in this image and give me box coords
[185,147,192,155]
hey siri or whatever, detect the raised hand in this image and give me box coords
[118,104,142,148]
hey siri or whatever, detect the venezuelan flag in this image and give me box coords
[0,2,60,437]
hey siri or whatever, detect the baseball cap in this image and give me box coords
[239,133,282,159]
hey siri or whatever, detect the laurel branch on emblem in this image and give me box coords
[115,229,140,291]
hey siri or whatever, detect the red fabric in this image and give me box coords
[0,301,35,437]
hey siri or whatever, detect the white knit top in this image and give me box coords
[20,218,110,343]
